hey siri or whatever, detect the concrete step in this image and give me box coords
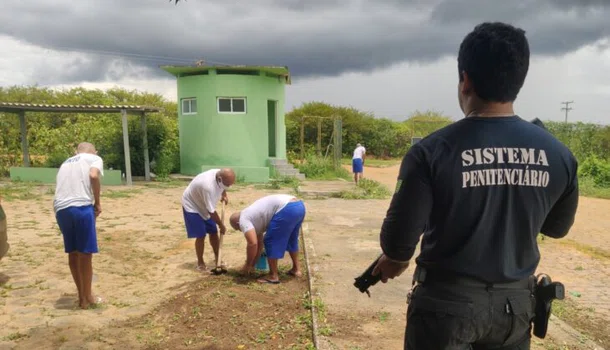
[274,164,296,171]
[277,169,300,176]
[268,158,288,166]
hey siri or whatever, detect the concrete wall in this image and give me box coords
[9,167,123,186]
[176,70,287,178]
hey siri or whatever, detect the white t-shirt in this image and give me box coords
[353,146,366,159]
[182,169,224,220]
[239,194,296,235]
[53,153,104,213]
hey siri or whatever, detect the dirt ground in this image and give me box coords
[0,163,608,350]
[313,164,610,349]
[0,183,312,349]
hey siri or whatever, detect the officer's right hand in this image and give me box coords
[372,254,410,283]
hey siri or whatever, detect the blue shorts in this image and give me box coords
[56,205,98,254]
[352,158,363,173]
[183,208,218,239]
[264,201,306,259]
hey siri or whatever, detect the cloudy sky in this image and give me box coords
[0,0,609,124]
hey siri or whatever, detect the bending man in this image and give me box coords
[182,168,235,271]
[54,142,104,309]
[230,194,306,284]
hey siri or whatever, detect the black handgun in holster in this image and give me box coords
[353,254,383,297]
[533,274,565,339]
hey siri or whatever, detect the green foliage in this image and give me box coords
[295,154,351,180]
[578,176,610,199]
[0,86,178,178]
[545,121,610,162]
[334,178,391,200]
[579,156,610,187]
[286,102,452,159]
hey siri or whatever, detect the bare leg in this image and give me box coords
[78,253,96,309]
[68,252,82,300]
[260,258,280,282]
[354,173,358,185]
[209,234,220,262]
[288,251,302,277]
[195,237,205,269]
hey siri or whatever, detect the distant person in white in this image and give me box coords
[53,142,104,310]
[182,168,236,271]
[352,143,366,185]
[229,194,306,284]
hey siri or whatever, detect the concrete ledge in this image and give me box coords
[9,167,123,186]
[200,165,270,183]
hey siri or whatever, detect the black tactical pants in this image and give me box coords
[405,272,535,350]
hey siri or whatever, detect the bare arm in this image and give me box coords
[244,229,259,267]
[90,168,102,217]
[541,163,579,238]
[209,211,226,234]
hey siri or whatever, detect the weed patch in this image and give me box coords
[333,178,391,199]
[296,155,351,181]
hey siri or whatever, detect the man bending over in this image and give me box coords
[54,142,104,309]
[182,168,235,271]
[230,194,306,284]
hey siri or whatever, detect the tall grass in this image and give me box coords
[334,178,391,199]
[296,155,351,180]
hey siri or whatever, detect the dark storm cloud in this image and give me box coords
[0,0,608,84]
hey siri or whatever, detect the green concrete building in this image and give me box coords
[161,65,304,182]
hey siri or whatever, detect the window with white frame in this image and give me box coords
[217,97,246,114]
[181,98,197,115]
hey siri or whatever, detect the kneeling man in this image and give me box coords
[230,194,306,284]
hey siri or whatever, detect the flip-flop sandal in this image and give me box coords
[257,278,280,284]
[196,265,207,271]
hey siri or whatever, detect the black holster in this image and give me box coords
[533,274,565,339]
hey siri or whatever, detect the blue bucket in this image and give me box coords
[255,250,268,271]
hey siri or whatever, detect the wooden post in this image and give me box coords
[121,109,133,186]
[141,112,151,181]
[333,117,343,169]
[18,111,30,167]
[300,116,305,162]
[317,118,322,156]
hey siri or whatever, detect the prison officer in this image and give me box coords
[372,22,579,349]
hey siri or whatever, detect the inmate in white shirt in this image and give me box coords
[182,169,224,220]
[353,145,366,159]
[239,194,296,235]
[53,153,104,213]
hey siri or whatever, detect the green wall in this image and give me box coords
[176,70,287,176]
[10,167,123,186]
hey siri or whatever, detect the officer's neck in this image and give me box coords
[465,101,515,118]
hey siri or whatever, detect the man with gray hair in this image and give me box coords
[54,142,104,309]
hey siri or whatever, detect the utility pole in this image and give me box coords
[561,101,573,123]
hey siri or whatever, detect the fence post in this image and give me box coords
[333,117,342,169]
[300,116,305,163]
[317,117,322,156]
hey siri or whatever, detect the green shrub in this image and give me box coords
[44,151,71,168]
[579,155,610,187]
[295,154,350,180]
[334,178,391,199]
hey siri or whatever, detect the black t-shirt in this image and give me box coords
[380,115,579,283]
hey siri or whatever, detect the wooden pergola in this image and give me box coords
[0,102,164,186]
